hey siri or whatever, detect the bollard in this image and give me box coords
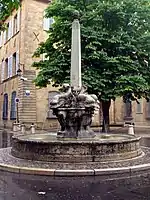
[30,123,35,134]
[21,124,26,134]
[128,124,134,135]
[13,122,20,132]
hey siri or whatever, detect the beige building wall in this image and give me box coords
[0,0,52,129]
[109,97,150,126]
[0,6,21,127]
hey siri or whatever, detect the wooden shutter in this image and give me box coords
[8,20,12,40]
[11,17,14,37]
[16,51,19,74]
[0,62,1,82]
[1,61,5,81]
[8,57,10,78]
[49,17,54,28]
[43,11,49,31]
[10,91,16,120]
[3,94,8,120]
[17,8,20,32]
[9,56,13,77]
[3,31,6,44]
[0,32,2,47]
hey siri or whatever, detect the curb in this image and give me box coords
[0,163,150,176]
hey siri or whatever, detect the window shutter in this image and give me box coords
[8,57,10,78]
[17,8,20,32]
[10,91,16,120]
[16,51,19,74]
[49,17,54,28]
[43,11,49,31]
[0,33,2,47]
[1,61,5,81]
[3,31,6,44]
[9,56,13,77]
[11,18,14,37]
[0,62,1,82]
[3,94,8,120]
[8,20,12,40]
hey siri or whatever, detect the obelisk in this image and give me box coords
[71,16,82,91]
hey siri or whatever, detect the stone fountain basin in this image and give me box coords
[11,133,142,163]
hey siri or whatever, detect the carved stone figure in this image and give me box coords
[50,85,99,138]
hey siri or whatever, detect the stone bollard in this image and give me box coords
[30,124,35,134]
[21,124,26,134]
[13,122,21,132]
[128,124,134,135]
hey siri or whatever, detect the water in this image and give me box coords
[0,169,150,200]
[13,132,137,142]
[0,130,150,200]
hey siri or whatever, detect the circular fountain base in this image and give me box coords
[11,133,142,163]
[0,132,149,177]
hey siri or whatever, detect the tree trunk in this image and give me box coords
[101,100,111,133]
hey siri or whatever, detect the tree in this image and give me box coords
[33,0,150,132]
[0,0,19,30]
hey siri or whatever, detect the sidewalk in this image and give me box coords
[0,125,150,137]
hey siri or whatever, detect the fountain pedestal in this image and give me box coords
[54,107,95,138]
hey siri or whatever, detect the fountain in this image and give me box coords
[0,14,148,177]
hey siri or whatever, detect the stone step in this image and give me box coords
[20,104,36,107]
[20,119,36,122]
[20,101,36,103]
[19,112,36,116]
[19,99,36,101]
[24,70,36,75]
[20,116,37,119]
[19,99,36,102]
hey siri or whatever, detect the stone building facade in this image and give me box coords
[0,0,60,129]
[0,0,100,130]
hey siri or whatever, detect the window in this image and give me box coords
[8,56,13,78]
[13,53,17,75]
[14,14,18,34]
[10,91,16,120]
[1,60,4,82]
[5,58,8,79]
[124,101,132,119]
[43,11,54,31]
[15,51,19,74]
[47,91,60,118]
[2,94,8,120]
[146,101,150,118]
[136,99,142,114]
[6,23,9,41]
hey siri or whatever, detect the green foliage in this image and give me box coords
[33,0,150,102]
[0,0,20,30]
